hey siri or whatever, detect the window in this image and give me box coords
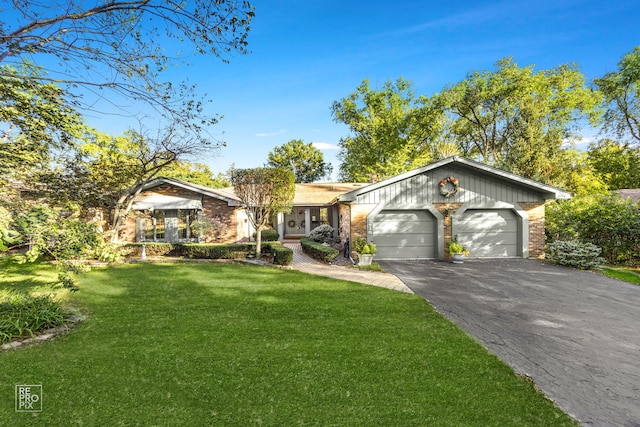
[141,209,198,242]
[320,207,329,225]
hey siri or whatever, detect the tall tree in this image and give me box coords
[434,58,602,185]
[587,139,640,190]
[161,161,231,188]
[266,139,332,183]
[0,0,254,140]
[331,78,440,182]
[595,45,640,146]
[230,167,294,256]
[0,64,85,180]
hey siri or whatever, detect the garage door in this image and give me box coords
[455,209,519,257]
[372,210,436,259]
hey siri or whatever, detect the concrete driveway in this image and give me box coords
[379,259,640,427]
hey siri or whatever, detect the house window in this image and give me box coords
[144,210,165,241]
[178,209,198,239]
[142,209,198,242]
[320,208,329,225]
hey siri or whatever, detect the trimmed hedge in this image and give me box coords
[117,242,177,257]
[118,242,293,266]
[253,229,280,242]
[300,237,339,263]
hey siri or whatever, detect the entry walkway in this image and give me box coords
[283,241,413,294]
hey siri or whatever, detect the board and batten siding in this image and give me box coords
[353,166,545,205]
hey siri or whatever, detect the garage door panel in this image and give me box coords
[455,209,520,258]
[373,210,436,259]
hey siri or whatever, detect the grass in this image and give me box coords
[0,258,575,426]
[598,266,640,285]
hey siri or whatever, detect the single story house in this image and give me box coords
[122,156,571,259]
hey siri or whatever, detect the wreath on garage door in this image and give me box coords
[439,176,459,198]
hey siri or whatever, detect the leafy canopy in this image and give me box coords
[0,0,255,141]
[595,45,640,145]
[266,139,332,183]
[230,167,295,255]
[434,58,602,185]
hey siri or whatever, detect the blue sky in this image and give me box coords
[92,0,639,178]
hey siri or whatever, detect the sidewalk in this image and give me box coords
[283,241,413,294]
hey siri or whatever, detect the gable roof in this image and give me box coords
[292,183,370,205]
[338,156,572,202]
[140,177,242,206]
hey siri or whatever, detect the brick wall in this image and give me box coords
[120,185,239,243]
[520,202,546,258]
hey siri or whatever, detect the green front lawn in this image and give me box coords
[1,260,574,426]
[598,266,640,285]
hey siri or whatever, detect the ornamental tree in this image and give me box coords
[230,167,295,256]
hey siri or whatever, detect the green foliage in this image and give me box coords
[360,242,377,255]
[118,242,293,265]
[448,241,467,256]
[269,244,294,266]
[595,45,640,145]
[331,78,437,181]
[266,139,333,183]
[0,64,86,179]
[587,139,640,190]
[180,243,256,260]
[0,289,67,343]
[308,224,336,243]
[1,1,255,143]
[160,161,231,187]
[598,267,640,285]
[435,57,602,186]
[351,236,368,254]
[230,167,295,255]
[253,229,280,242]
[300,237,340,263]
[546,194,640,265]
[545,240,605,270]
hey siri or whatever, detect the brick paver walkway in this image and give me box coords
[283,241,413,294]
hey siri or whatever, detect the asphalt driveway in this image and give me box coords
[379,259,640,427]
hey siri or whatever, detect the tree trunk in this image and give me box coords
[109,182,146,243]
[255,225,263,257]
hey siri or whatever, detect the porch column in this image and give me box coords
[276,212,285,241]
[305,208,311,236]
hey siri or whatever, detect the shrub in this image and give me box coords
[0,290,67,344]
[269,245,294,265]
[180,243,254,259]
[546,194,640,265]
[308,224,335,243]
[545,240,605,270]
[253,229,280,242]
[300,237,339,263]
[352,236,367,254]
[117,243,177,257]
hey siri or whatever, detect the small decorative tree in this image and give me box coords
[230,167,295,257]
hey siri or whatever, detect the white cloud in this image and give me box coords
[312,142,340,150]
[255,129,287,137]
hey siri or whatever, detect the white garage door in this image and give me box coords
[455,209,519,257]
[372,210,436,259]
